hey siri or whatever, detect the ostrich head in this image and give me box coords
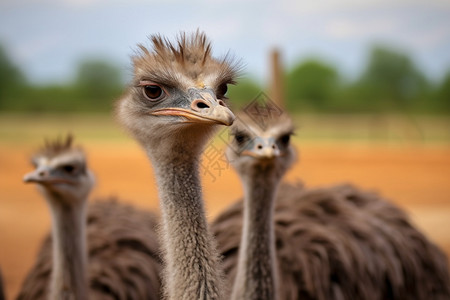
[116,31,239,160]
[23,135,94,205]
[226,113,296,180]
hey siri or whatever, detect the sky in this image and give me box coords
[1,0,450,85]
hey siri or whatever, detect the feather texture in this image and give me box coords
[212,182,450,300]
[16,199,162,300]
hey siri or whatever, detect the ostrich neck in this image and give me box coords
[232,168,280,300]
[47,193,88,300]
[150,150,225,300]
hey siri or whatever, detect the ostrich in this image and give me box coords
[115,31,239,299]
[18,135,162,300]
[224,113,295,300]
[211,113,450,300]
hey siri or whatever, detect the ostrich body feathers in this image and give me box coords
[212,183,450,300]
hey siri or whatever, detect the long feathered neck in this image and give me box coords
[146,143,226,300]
[232,165,280,300]
[44,190,88,300]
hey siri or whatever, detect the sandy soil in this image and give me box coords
[1,141,449,299]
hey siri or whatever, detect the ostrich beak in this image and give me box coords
[23,167,73,185]
[151,88,235,126]
[24,167,50,183]
[241,137,280,159]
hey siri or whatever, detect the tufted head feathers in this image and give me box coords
[24,134,94,204]
[132,30,241,92]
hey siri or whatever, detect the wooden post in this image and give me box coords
[270,48,285,109]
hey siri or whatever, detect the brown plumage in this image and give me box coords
[17,136,162,300]
[211,114,450,300]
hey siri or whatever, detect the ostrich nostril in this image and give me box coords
[272,145,276,149]
[191,99,210,111]
[218,100,226,107]
[38,171,45,177]
[197,102,209,109]
[257,144,263,150]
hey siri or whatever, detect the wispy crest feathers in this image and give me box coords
[132,30,242,87]
[35,134,83,159]
[232,111,295,136]
[150,31,212,67]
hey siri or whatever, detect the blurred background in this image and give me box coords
[1,0,449,299]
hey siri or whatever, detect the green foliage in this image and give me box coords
[286,59,340,112]
[354,46,429,112]
[282,46,442,114]
[74,59,124,109]
[10,85,104,112]
[435,72,450,113]
[0,51,124,112]
[0,44,26,109]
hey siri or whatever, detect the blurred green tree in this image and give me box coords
[354,46,429,112]
[74,58,124,110]
[286,59,340,112]
[435,71,450,113]
[0,44,26,109]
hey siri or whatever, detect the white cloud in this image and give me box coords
[403,26,450,51]
[325,18,399,39]
[323,7,450,52]
[16,35,62,61]
[280,0,450,15]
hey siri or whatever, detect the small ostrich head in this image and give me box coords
[116,31,240,158]
[226,113,296,179]
[23,135,95,205]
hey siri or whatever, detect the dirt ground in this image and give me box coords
[1,141,449,299]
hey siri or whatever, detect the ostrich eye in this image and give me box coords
[61,164,76,173]
[279,134,291,145]
[143,85,164,100]
[217,83,228,99]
